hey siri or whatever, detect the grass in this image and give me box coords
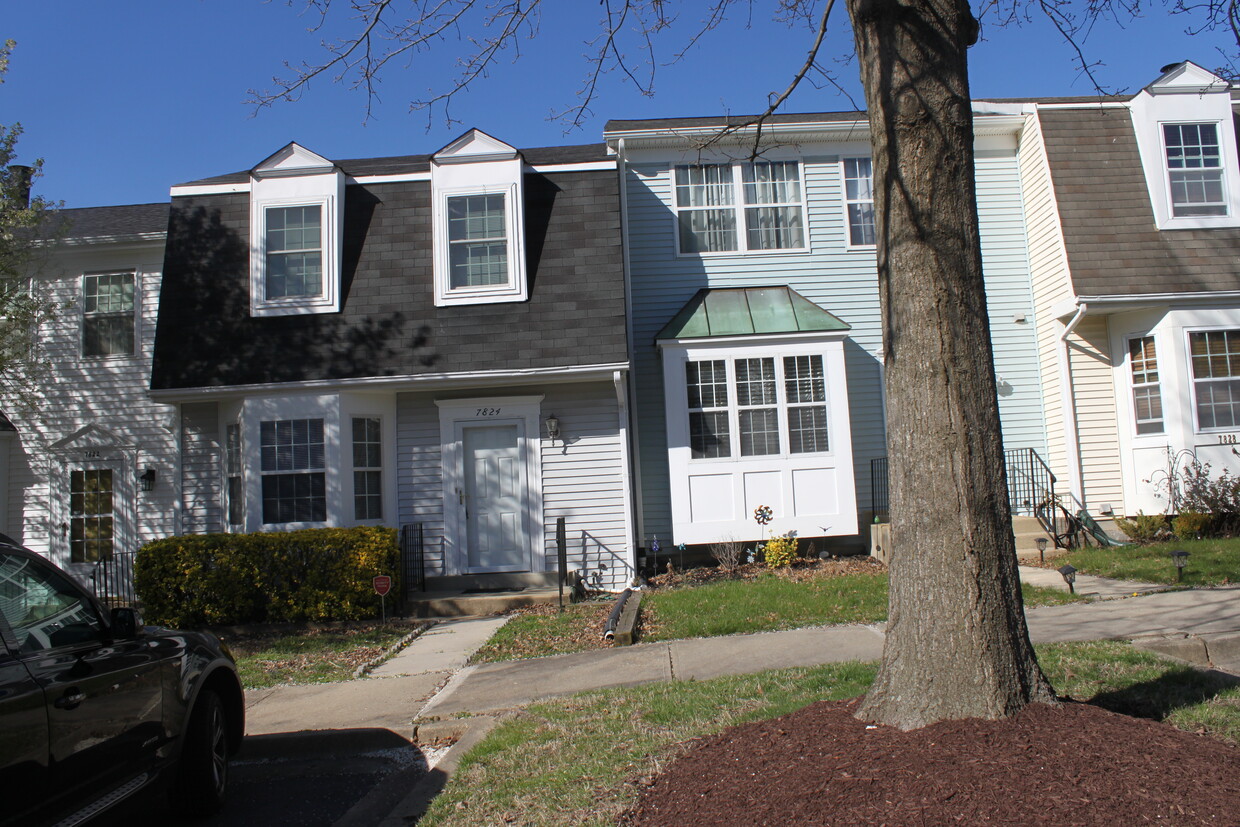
[420,641,1240,827]
[225,624,413,689]
[1057,537,1240,586]
[471,573,1082,664]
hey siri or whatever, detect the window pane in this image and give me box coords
[1128,337,1164,434]
[83,273,135,356]
[739,408,780,456]
[448,194,507,240]
[735,358,777,406]
[262,472,327,524]
[687,361,728,409]
[675,165,733,207]
[844,159,877,246]
[450,241,509,287]
[354,470,382,520]
[266,206,323,299]
[1164,123,1227,217]
[690,411,731,459]
[0,553,105,653]
[788,406,829,453]
[260,418,325,471]
[742,162,800,205]
[745,206,804,250]
[1190,331,1240,428]
[678,209,737,253]
[784,356,826,403]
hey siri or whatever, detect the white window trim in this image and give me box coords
[671,160,809,258]
[249,194,340,317]
[677,348,835,464]
[240,395,340,531]
[1185,325,1240,434]
[432,184,528,306]
[80,270,138,360]
[842,157,877,250]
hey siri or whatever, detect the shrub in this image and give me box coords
[1173,511,1213,541]
[1114,512,1170,545]
[1177,457,1240,535]
[709,537,745,572]
[763,533,798,569]
[134,526,399,627]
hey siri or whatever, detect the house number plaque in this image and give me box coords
[475,408,502,417]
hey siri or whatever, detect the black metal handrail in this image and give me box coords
[90,551,137,608]
[399,523,426,598]
[870,447,1055,518]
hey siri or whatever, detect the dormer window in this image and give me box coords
[432,129,528,306]
[249,143,343,317]
[1164,123,1227,217]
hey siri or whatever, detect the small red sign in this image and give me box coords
[373,576,392,597]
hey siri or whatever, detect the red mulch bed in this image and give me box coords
[622,698,1240,825]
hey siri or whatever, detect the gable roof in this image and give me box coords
[657,287,850,341]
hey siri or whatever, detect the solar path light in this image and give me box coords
[1058,564,1078,594]
[1035,536,1048,564]
[1170,549,1189,582]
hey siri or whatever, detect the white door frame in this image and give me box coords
[436,396,544,574]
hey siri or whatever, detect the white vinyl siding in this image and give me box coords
[1070,316,1125,511]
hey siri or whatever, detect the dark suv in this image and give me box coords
[0,536,244,826]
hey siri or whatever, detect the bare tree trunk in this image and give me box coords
[848,0,1057,730]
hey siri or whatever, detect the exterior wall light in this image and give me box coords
[138,468,156,492]
[1058,564,1077,594]
[544,414,560,442]
[1035,536,1048,564]
[1170,549,1189,582]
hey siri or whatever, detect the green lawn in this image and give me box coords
[471,573,1082,663]
[226,624,413,689]
[1058,537,1240,586]
[421,641,1240,827]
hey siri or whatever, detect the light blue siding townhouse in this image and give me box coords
[603,109,1051,557]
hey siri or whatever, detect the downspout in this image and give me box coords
[615,137,647,560]
[614,369,636,587]
[1057,302,1088,509]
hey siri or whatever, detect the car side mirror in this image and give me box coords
[110,607,143,640]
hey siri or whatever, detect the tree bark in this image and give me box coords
[848,0,1057,729]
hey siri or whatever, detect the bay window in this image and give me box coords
[1128,337,1164,435]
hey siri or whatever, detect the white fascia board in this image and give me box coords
[1053,291,1240,319]
[54,232,166,248]
[656,331,850,349]
[149,361,632,401]
[170,182,251,197]
[1034,101,1129,110]
[526,161,616,173]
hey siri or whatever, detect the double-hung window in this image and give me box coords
[1190,330,1240,430]
[674,161,805,254]
[260,418,326,524]
[82,272,135,357]
[265,205,323,300]
[1128,337,1164,435]
[352,417,383,521]
[1164,123,1227,217]
[843,158,876,246]
[686,355,829,459]
[447,194,509,288]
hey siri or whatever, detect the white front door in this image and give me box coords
[461,423,529,572]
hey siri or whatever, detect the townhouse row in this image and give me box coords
[3,61,1238,591]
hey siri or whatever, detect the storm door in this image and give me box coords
[460,423,529,572]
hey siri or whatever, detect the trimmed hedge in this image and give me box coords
[134,527,399,627]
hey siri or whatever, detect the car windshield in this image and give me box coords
[0,552,104,652]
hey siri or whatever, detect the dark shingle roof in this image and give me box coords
[604,111,867,132]
[1040,107,1240,296]
[48,203,169,241]
[177,143,612,188]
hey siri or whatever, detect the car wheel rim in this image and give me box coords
[210,705,227,794]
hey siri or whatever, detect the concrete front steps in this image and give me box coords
[405,571,579,618]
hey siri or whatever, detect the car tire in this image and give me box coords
[174,689,229,816]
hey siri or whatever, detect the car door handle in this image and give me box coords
[54,690,86,710]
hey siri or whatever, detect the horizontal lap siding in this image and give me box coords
[180,402,221,534]
[2,244,179,562]
[540,384,630,590]
[1019,112,1075,494]
[1069,316,1124,510]
[976,151,1048,459]
[396,392,446,576]
[625,158,885,545]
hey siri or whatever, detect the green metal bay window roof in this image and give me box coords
[656,286,850,342]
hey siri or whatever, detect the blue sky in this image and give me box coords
[5,1,1236,207]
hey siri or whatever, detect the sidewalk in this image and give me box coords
[1016,564,1167,599]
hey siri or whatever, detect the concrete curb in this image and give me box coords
[377,716,500,826]
[353,620,437,678]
